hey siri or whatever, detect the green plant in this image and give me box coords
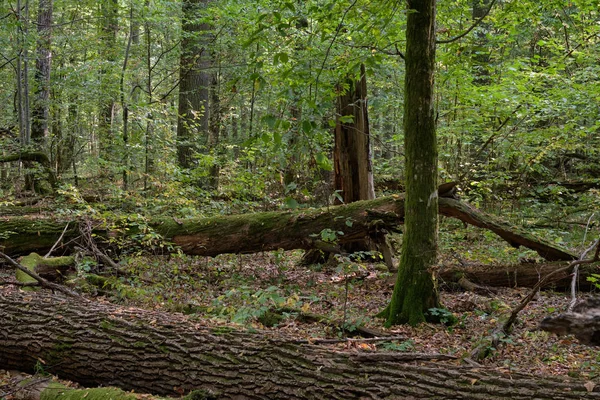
[381,339,415,352]
[426,308,458,326]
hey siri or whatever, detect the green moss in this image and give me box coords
[15,253,75,291]
[210,326,235,335]
[257,310,284,327]
[40,383,138,400]
[15,252,41,290]
[183,389,220,400]
[100,319,115,330]
[158,345,170,353]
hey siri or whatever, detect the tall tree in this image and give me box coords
[383,0,440,326]
[176,0,211,170]
[98,0,119,161]
[31,0,52,145]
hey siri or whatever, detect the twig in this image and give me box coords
[280,336,408,345]
[0,251,85,299]
[568,239,600,312]
[355,352,458,362]
[0,280,39,287]
[44,222,69,258]
[437,0,498,44]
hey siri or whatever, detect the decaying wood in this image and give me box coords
[540,297,600,346]
[1,288,599,399]
[0,195,577,262]
[471,242,600,359]
[439,261,600,290]
[0,251,80,298]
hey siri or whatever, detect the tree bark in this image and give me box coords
[0,195,576,262]
[31,0,53,144]
[1,289,598,399]
[98,0,119,160]
[439,261,597,290]
[384,0,440,326]
[177,0,212,169]
[333,64,375,203]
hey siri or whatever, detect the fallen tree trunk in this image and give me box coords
[540,297,600,346]
[439,261,599,290]
[1,289,598,399]
[0,196,576,261]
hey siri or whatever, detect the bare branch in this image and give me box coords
[437,0,498,45]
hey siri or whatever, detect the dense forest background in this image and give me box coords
[1,0,598,215]
[1,0,600,398]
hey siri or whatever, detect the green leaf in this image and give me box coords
[274,52,289,65]
[284,197,299,209]
[316,153,332,171]
[302,120,312,134]
[262,115,277,129]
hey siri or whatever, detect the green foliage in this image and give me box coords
[426,308,458,326]
[381,339,415,352]
[587,274,600,290]
[208,285,303,325]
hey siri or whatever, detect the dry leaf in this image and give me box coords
[585,381,596,392]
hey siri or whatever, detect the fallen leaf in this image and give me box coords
[585,381,596,392]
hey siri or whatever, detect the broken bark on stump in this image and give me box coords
[1,289,599,399]
[0,196,577,261]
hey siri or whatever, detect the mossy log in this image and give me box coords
[0,196,576,261]
[1,289,599,399]
[15,253,74,286]
[439,261,599,290]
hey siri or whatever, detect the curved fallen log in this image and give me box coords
[1,289,598,399]
[0,195,577,261]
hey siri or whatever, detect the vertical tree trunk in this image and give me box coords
[176,0,211,169]
[31,0,52,145]
[333,64,375,204]
[16,0,31,147]
[472,0,491,85]
[120,5,135,191]
[206,71,221,188]
[98,0,119,162]
[384,0,440,326]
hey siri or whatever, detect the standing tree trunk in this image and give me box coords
[16,0,31,148]
[333,64,375,204]
[383,0,440,326]
[98,0,119,162]
[31,0,52,145]
[176,0,212,170]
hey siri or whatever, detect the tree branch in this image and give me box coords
[437,0,498,44]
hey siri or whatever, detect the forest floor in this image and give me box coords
[2,220,600,398]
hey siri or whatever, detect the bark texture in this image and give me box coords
[439,261,598,290]
[333,64,375,203]
[540,297,600,346]
[1,289,599,399]
[31,0,53,143]
[177,0,212,168]
[385,0,440,326]
[0,196,576,262]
